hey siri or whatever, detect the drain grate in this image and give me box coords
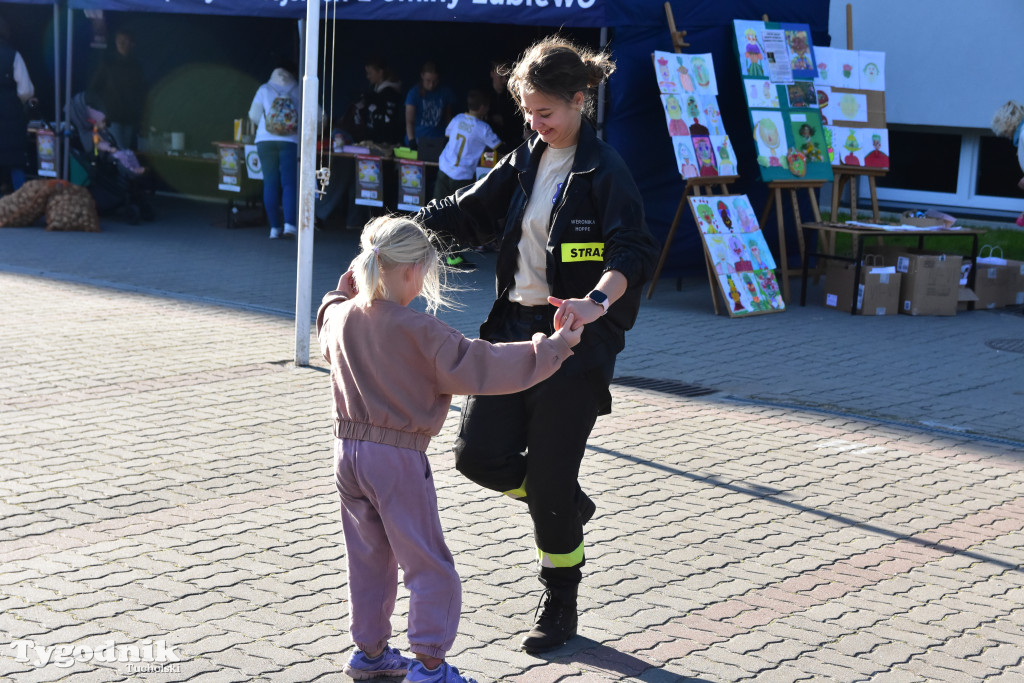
[986,339,1024,354]
[611,376,718,398]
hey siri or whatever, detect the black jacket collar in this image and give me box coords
[510,117,602,176]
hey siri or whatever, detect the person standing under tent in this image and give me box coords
[249,63,300,240]
[0,16,36,193]
[405,61,455,149]
[416,36,659,653]
[88,28,146,150]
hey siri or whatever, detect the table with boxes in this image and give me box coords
[800,221,989,316]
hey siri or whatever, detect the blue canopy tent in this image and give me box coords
[61,0,829,278]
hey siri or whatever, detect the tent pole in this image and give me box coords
[53,2,61,178]
[596,26,608,140]
[62,4,72,180]
[294,0,320,366]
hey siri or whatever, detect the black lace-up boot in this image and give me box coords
[521,585,578,653]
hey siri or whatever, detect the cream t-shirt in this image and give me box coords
[508,144,577,305]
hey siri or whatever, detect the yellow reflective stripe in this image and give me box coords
[503,478,527,500]
[537,541,585,568]
[560,242,604,262]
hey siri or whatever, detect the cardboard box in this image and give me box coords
[973,256,1024,308]
[823,259,901,315]
[896,252,963,316]
[900,209,955,228]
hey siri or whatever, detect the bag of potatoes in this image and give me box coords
[45,183,101,232]
[0,179,59,227]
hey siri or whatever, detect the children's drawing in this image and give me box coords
[674,54,694,93]
[753,111,787,169]
[833,48,859,89]
[735,21,766,78]
[741,272,774,311]
[744,80,780,109]
[684,95,707,131]
[788,110,827,164]
[862,129,890,168]
[813,46,834,85]
[692,198,720,233]
[728,233,754,272]
[716,200,736,232]
[787,147,807,177]
[745,232,777,270]
[816,85,833,124]
[782,24,817,80]
[732,196,757,233]
[825,126,835,163]
[654,52,677,93]
[690,123,719,177]
[661,94,689,136]
[673,137,699,178]
[841,129,862,166]
[756,270,785,310]
[834,91,869,123]
[690,54,718,96]
[859,51,886,91]
[712,135,737,175]
[708,235,734,274]
[699,96,724,135]
[786,82,818,109]
[723,274,748,312]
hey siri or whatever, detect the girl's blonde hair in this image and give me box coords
[506,35,616,119]
[350,215,452,314]
[991,101,1024,139]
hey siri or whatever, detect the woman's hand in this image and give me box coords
[337,269,358,299]
[548,295,603,332]
[549,313,582,348]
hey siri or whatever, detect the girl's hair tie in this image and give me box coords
[372,246,380,255]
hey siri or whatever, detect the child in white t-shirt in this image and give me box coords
[434,90,502,200]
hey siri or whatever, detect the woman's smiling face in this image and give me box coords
[520,89,584,149]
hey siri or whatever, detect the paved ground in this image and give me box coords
[1,197,1023,681]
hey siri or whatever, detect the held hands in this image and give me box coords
[548,295,604,332]
[549,312,582,348]
[337,269,358,299]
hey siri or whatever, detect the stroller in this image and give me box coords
[66,92,153,224]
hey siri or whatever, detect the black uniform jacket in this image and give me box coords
[418,118,660,373]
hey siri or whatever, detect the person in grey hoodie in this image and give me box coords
[249,63,300,239]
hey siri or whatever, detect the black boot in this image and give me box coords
[521,586,578,653]
[578,492,596,526]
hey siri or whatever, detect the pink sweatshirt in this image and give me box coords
[316,291,572,452]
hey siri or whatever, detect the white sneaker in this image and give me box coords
[269,227,282,239]
[283,223,297,238]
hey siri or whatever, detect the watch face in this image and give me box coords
[589,290,608,305]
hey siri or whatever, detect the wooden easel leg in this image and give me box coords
[831,172,843,222]
[647,193,688,299]
[849,174,859,221]
[868,174,880,222]
[774,187,790,304]
[759,189,776,231]
[704,249,721,315]
[789,188,806,274]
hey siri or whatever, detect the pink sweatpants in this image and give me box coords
[334,438,461,659]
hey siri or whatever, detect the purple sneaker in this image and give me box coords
[403,660,478,683]
[343,646,411,679]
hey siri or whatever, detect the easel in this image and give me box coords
[829,3,888,223]
[753,12,826,304]
[646,3,741,305]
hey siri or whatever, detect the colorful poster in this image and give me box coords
[830,127,890,168]
[36,129,57,178]
[217,143,241,193]
[397,159,426,211]
[355,155,384,207]
[785,82,818,109]
[735,20,768,78]
[689,53,719,96]
[244,144,262,180]
[832,91,869,124]
[711,136,738,176]
[781,23,817,80]
[787,110,828,164]
[660,93,691,137]
[672,137,699,179]
[751,110,787,170]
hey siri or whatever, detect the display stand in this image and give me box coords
[647,175,740,307]
[759,179,824,304]
[647,3,739,305]
[828,4,887,224]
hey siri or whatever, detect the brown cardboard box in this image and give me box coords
[896,252,963,316]
[823,259,901,315]
[973,254,1024,308]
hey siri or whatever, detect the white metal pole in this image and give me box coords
[53,2,61,178]
[62,5,73,179]
[294,0,320,366]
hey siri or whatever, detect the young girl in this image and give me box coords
[316,215,581,683]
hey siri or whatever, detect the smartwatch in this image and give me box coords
[587,289,610,314]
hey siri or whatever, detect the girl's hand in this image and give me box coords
[548,295,603,332]
[337,269,358,299]
[549,313,582,348]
